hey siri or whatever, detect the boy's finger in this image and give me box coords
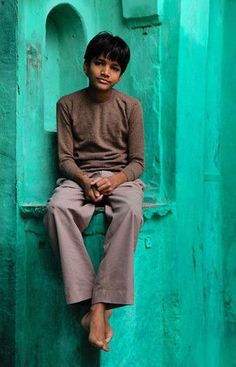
[87,189,103,202]
[90,177,101,185]
[87,190,96,201]
[98,187,113,195]
[92,192,104,202]
[97,183,111,192]
[94,190,102,198]
[96,178,110,188]
[96,181,108,188]
[92,187,104,199]
[94,195,104,202]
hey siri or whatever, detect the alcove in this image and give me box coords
[44,4,86,131]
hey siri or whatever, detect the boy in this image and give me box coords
[45,32,145,352]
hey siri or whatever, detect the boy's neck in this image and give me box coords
[86,86,113,103]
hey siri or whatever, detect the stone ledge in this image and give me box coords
[19,202,173,219]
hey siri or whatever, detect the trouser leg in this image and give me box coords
[44,179,95,304]
[92,178,144,306]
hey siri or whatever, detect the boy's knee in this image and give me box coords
[47,196,67,213]
[122,201,143,222]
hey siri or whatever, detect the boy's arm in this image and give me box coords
[95,101,144,195]
[121,101,144,181]
[57,100,86,185]
[57,100,103,202]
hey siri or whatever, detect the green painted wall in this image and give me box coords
[176,1,223,365]
[221,1,236,366]
[0,1,17,365]
[1,0,236,366]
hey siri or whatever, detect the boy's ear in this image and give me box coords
[83,62,89,75]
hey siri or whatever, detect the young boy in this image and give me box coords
[45,32,145,352]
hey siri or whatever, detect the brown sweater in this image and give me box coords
[57,88,144,182]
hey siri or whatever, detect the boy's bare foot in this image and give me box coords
[81,309,113,344]
[81,312,90,331]
[81,303,109,352]
[104,309,113,343]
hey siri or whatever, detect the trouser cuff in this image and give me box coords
[92,288,134,307]
[66,289,92,305]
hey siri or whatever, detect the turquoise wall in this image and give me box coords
[221,1,236,366]
[176,1,223,365]
[0,1,17,365]
[0,0,236,366]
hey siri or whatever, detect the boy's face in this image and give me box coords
[84,54,122,91]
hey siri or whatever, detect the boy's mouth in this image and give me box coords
[97,78,110,85]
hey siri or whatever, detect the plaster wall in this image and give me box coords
[221,1,236,365]
[0,1,17,365]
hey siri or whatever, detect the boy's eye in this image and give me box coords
[93,59,121,72]
[94,60,103,66]
[111,66,121,72]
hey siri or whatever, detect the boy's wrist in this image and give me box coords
[80,174,91,190]
[110,172,127,189]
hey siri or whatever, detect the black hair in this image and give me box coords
[84,32,130,74]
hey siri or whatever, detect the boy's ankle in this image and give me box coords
[90,302,106,312]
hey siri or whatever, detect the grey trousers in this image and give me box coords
[44,171,144,306]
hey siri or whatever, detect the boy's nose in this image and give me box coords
[101,66,110,77]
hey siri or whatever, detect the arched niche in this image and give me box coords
[44,4,87,131]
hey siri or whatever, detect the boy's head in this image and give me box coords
[84,32,130,75]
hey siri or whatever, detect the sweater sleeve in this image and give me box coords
[121,101,145,181]
[57,100,85,184]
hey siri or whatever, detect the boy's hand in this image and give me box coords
[86,186,104,202]
[82,176,103,203]
[92,173,127,195]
